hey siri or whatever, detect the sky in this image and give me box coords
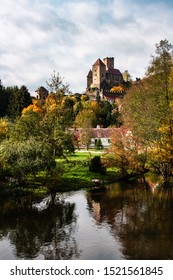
[1,0,173,95]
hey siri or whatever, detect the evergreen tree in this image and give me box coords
[0,83,32,119]
[0,80,9,117]
[95,138,103,150]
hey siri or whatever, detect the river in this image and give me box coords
[0,178,173,259]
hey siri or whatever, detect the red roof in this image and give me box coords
[91,128,113,138]
[93,58,105,67]
[69,127,118,139]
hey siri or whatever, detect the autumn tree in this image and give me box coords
[109,127,147,177]
[22,99,45,116]
[110,84,125,93]
[0,118,10,142]
[123,39,173,180]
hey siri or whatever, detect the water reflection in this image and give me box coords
[1,178,173,259]
[86,179,173,259]
[0,195,79,259]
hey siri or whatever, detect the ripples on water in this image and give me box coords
[0,178,173,259]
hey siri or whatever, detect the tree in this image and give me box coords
[123,39,173,180]
[95,138,103,150]
[96,100,120,127]
[0,118,10,142]
[46,71,70,96]
[1,137,56,182]
[2,85,32,120]
[9,110,42,142]
[110,84,125,93]
[0,80,8,117]
[75,109,96,128]
[89,156,106,174]
[76,118,92,150]
[109,127,147,177]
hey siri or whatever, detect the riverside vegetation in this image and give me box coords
[1,39,173,196]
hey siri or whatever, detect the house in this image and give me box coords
[35,86,49,100]
[70,126,114,149]
[90,127,112,148]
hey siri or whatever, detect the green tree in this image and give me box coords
[95,138,103,150]
[96,100,120,127]
[89,156,106,174]
[75,109,96,128]
[4,85,32,120]
[0,80,8,117]
[123,39,173,180]
[10,111,42,141]
[1,137,56,182]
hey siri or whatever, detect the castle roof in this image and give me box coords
[35,86,48,93]
[87,69,92,77]
[93,58,105,66]
[106,68,122,76]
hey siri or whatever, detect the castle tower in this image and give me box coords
[87,69,93,89]
[103,57,114,70]
[92,58,106,90]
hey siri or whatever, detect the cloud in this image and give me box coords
[0,0,173,95]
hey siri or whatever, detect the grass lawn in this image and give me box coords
[0,150,119,196]
[55,150,119,191]
[68,150,103,161]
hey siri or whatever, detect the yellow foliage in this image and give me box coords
[110,84,125,93]
[150,121,173,164]
[0,118,9,140]
[90,101,100,113]
[22,100,44,116]
[45,94,61,112]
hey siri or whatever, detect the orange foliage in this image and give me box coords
[45,94,61,112]
[22,100,44,116]
[110,84,125,93]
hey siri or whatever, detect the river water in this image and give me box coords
[1,179,173,260]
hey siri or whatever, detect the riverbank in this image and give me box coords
[0,150,120,197]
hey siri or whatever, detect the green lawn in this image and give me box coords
[0,150,119,196]
[55,150,119,191]
[68,150,103,161]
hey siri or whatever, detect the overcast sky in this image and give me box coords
[1,0,173,95]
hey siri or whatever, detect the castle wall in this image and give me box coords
[103,57,114,70]
[87,57,123,91]
[87,70,93,88]
[92,64,106,89]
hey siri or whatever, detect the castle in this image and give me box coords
[87,57,123,90]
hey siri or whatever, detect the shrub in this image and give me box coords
[95,138,103,150]
[89,156,106,174]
